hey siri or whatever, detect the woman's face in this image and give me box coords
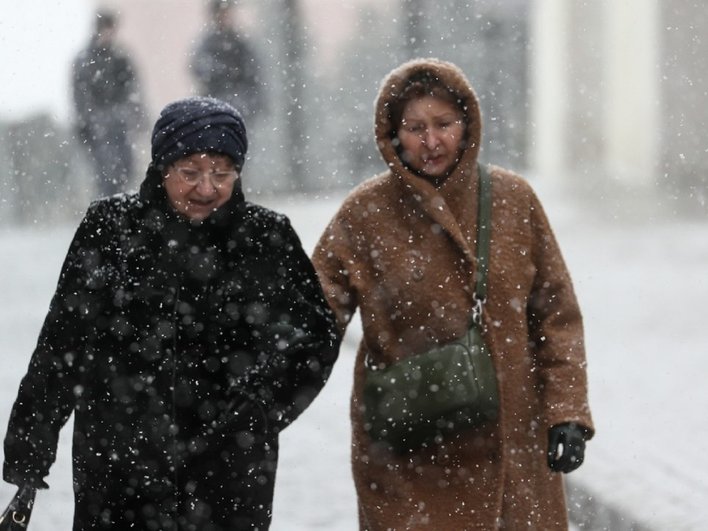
[163,152,239,220]
[397,95,466,182]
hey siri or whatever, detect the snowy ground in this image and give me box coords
[0,184,706,530]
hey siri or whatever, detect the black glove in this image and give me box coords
[4,469,49,490]
[547,422,587,473]
[23,477,49,489]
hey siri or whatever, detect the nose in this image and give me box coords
[194,174,217,195]
[422,129,441,148]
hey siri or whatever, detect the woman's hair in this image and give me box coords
[389,71,466,134]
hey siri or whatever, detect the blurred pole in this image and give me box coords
[402,0,425,58]
[529,0,571,183]
[281,0,307,191]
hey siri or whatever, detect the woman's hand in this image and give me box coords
[547,422,588,473]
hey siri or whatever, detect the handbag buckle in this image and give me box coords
[472,293,486,325]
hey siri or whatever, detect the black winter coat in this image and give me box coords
[3,169,340,530]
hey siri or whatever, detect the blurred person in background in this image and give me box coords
[190,0,265,123]
[72,9,145,198]
[312,58,594,530]
[3,96,340,530]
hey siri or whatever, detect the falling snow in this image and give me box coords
[1,187,706,529]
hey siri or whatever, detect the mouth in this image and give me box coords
[189,198,215,207]
[423,153,446,165]
[185,198,218,216]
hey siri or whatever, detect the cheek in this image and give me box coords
[448,126,466,147]
[164,181,185,204]
[398,132,421,156]
[216,183,235,204]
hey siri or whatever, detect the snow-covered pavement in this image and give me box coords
[1,185,706,530]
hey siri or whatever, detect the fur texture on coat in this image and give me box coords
[312,58,594,530]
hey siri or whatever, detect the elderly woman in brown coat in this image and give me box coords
[312,58,594,529]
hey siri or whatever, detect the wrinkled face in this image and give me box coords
[397,95,466,183]
[163,152,239,221]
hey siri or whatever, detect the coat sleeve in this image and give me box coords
[239,215,342,433]
[526,190,595,438]
[310,212,360,335]
[3,204,110,486]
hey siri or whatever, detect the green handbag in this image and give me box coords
[362,164,499,453]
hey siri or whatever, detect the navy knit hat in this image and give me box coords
[151,96,248,171]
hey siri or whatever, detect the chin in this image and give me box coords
[416,164,450,181]
[180,208,209,221]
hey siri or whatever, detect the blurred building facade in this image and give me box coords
[91,0,708,210]
[1,0,706,225]
[531,0,707,212]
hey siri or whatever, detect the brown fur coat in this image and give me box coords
[312,58,594,530]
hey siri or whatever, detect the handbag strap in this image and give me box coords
[472,163,491,324]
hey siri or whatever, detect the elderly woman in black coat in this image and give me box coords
[2,97,340,530]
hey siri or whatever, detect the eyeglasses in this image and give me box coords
[172,166,238,187]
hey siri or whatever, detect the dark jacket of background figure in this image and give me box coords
[191,28,264,121]
[3,166,340,530]
[72,36,144,197]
